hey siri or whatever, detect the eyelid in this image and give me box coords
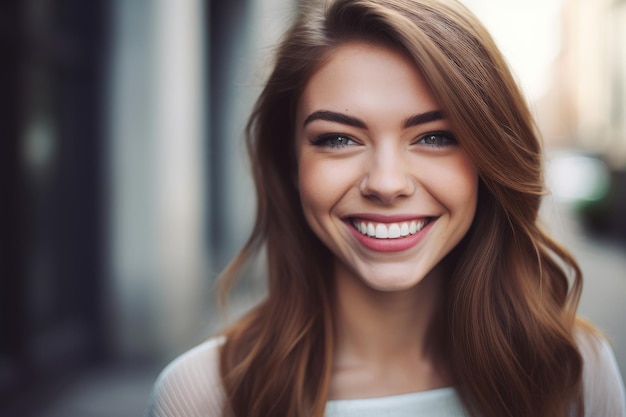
[309,133,361,148]
[413,130,457,147]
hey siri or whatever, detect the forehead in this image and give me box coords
[297,42,440,124]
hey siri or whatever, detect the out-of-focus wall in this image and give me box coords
[108,0,296,361]
[540,0,626,167]
[544,0,626,241]
[208,0,296,272]
[1,1,113,414]
[108,0,207,359]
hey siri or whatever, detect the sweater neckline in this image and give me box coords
[327,385,457,405]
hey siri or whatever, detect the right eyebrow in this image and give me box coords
[303,110,368,129]
[403,110,444,128]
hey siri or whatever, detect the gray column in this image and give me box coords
[108,0,208,358]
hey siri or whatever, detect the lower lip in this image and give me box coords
[346,219,435,253]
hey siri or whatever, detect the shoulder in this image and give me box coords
[576,328,626,417]
[146,336,226,417]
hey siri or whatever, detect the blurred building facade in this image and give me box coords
[534,0,626,240]
[538,0,626,167]
[2,0,624,415]
[1,0,294,415]
[108,0,298,365]
[107,0,296,361]
[1,0,112,414]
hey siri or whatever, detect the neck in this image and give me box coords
[333,261,448,364]
[328,261,452,399]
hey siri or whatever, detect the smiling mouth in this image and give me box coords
[350,217,434,239]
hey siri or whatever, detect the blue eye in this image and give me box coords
[416,131,457,148]
[310,134,358,149]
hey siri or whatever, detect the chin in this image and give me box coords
[358,271,429,292]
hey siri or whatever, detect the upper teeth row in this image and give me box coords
[353,219,428,239]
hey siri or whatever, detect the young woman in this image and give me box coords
[147,0,626,416]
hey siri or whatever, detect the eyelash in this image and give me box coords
[310,131,458,150]
[414,131,458,148]
[309,134,358,149]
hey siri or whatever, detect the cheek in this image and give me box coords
[453,161,478,221]
[297,157,335,227]
[297,156,359,223]
[427,156,478,216]
[298,159,328,206]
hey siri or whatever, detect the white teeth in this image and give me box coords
[353,218,431,239]
[388,223,401,238]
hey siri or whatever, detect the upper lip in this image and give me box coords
[345,213,434,223]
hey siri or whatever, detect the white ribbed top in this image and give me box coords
[145,332,626,417]
[326,387,466,417]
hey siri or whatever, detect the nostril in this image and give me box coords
[359,169,415,203]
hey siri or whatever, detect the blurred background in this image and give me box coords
[0,0,624,415]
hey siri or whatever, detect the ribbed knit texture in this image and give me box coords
[145,334,626,417]
[326,387,466,417]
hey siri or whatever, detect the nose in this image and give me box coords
[359,145,415,204]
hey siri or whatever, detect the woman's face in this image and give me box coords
[295,42,478,291]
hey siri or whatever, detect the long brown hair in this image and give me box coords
[218,1,584,416]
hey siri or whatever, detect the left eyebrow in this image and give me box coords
[403,110,444,128]
[303,110,368,129]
